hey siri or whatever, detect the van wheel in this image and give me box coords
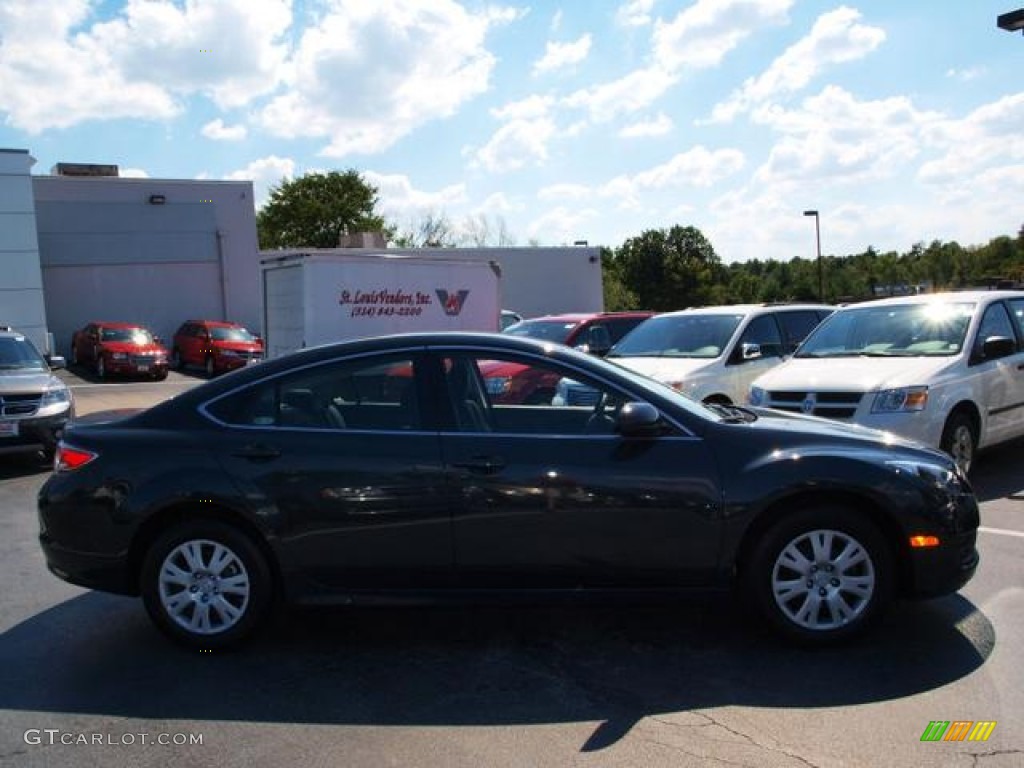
[745,506,892,644]
[141,520,272,649]
[940,411,977,475]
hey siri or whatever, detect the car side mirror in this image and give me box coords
[47,355,66,370]
[741,342,762,361]
[978,335,1017,362]
[616,402,664,437]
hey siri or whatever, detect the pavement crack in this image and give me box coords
[968,749,1024,767]
[647,711,823,768]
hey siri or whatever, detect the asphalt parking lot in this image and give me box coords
[1,373,1021,767]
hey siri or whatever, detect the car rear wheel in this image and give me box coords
[746,506,892,644]
[940,411,977,475]
[171,348,183,370]
[141,520,272,649]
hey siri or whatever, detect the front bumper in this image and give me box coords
[105,358,168,377]
[0,410,71,455]
[905,529,979,598]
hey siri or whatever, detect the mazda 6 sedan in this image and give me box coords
[38,333,979,649]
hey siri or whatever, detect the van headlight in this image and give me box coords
[872,386,928,413]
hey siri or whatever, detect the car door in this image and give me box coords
[205,350,453,589]
[434,347,724,589]
[970,300,1024,445]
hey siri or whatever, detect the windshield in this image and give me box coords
[610,314,742,358]
[504,319,580,343]
[210,326,256,342]
[101,327,155,344]
[796,301,974,358]
[0,335,48,370]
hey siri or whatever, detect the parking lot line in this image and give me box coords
[978,526,1024,539]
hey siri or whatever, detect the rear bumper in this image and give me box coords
[39,534,136,595]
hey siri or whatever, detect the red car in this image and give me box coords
[485,311,655,404]
[171,320,264,376]
[70,322,169,380]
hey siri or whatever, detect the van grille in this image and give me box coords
[764,390,863,419]
[0,393,41,417]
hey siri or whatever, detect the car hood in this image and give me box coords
[741,405,946,459]
[753,355,958,393]
[99,341,168,354]
[609,356,715,381]
[211,341,262,352]
[0,370,63,394]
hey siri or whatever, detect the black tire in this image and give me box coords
[141,520,273,649]
[940,411,978,476]
[205,355,216,377]
[171,348,183,370]
[744,506,892,645]
[95,353,106,379]
[153,370,168,381]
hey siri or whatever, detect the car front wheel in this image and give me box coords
[746,506,892,644]
[940,411,977,476]
[141,520,272,649]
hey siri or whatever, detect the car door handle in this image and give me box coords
[232,444,281,461]
[452,456,506,474]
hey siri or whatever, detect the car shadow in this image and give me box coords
[0,452,51,480]
[0,592,992,750]
[971,439,1024,503]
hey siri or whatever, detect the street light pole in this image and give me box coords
[803,210,823,301]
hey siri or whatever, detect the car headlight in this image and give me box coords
[484,377,512,395]
[872,386,928,413]
[111,352,127,360]
[40,385,71,407]
[749,386,765,406]
[886,459,963,491]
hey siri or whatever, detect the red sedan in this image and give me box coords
[70,322,169,380]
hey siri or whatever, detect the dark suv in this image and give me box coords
[0,327,73,460]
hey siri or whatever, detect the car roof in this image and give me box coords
[656,303,833,318]
[841,290,1024,308]
[90,321,149,329]
[184,320,244,328]
[525,311,655,322]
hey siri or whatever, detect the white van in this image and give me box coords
[559,303,832,405]
[749,290,1024,473]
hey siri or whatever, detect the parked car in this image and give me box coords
[171,320,264,376]
[39,332,978,649]
[70,322,169,380]
[500,310,523,331]
[557,303,832,406]
[0,326,73,460]
[749,290,1024,474]
[489,311,655,404]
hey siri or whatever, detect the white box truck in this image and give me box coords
[261,251,502,358]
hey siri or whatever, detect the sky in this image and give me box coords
[0,0,1021,263]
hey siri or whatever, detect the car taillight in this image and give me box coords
[54,443,98,472]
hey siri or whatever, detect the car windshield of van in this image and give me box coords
[210,326,256,342]
[609,314,742,358]
[101,327,154,344]
[0,335,48,370]
[796,301,974,358]
[504,319,580,343]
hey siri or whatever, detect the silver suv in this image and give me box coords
[0,327,74,460]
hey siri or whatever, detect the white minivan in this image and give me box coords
[749,290,1024,473]
[560,303,832,405]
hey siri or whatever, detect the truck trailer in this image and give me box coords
[261,251,502,359]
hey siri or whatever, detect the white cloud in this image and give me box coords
[258,0,518,157]
[472,117,558,173]
[474,192,523,214]
[752,86,943,186]
[201,119,248,141]
[550,9,563,32]
[616,0,656,28]
[563,66,678,122]
[363,171,468,220]
[945,67,984,83]
[532,34,592,76]
[710,6,885,123]
[619,112,674,137]
[608,146,746,194]
[225,155,295,207]
[537,183,593,202]
[652,0,793,71]
[490,94,555,121]
[527,205,599,245]
[0,0,291,132]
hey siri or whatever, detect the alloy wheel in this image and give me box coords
[157,538,251,636]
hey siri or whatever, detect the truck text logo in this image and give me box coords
[436,290,470,316]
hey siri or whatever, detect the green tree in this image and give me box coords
[257,170,388,249]
[616,225,724,310]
